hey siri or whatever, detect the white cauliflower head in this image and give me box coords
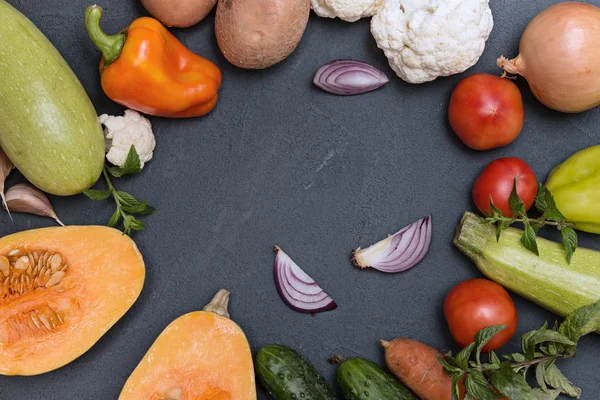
[371,0,493,84]
[311,0,384,22]
[100,110,156,169]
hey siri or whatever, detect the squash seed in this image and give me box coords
[0,249,68,300]
[0,256,9,276]
[46,271,65,287]
[14,256,29,270]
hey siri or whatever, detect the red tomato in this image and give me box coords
[473,157,538,217]
[449,74,524,150]
[444,279,518,351]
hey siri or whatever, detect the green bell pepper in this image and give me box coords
[546,145,600,234]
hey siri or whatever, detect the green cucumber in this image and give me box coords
[336,358,418,400]
[454,212,600,318]
[0,1,104,196]
[256,345,337,400]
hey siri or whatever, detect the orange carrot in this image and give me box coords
[381,338,465,400]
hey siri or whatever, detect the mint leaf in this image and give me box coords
[526,329,575,348]
[489,198,504,217]
[452,375,464,400]
[535,184,554,214]
[504,353,526,362]
[543,363,581,398]
[545,209,566,222]
[535,361,548,392]
[509,179,526,217]
[522,330,537,360]
[123,215,145,234]
[495,220,511,242]
[456,343,475,370]
[108,146,141,177]
[465,371,499,400]
[117,191,156,215]
[559,299,600,350]
[561,227,578,264]
[83,189,111,201]
[531,388,561,400]
[490,363,533,398]
[475,325,507,363]
[489,351,501,367]
[521,223,539,256]
[437,356,463,377]
[107,209,121,227]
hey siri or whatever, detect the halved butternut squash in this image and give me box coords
[119,289,256,400]
[0,226,145,376]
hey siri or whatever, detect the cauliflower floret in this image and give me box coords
[371,0,493,84]
[311,0,384,22]
[99,110,156,169]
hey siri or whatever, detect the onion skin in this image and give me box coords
[273,246,337,314]
[498,2,600,113]
[352,216,432,273]
[313,60,389,95]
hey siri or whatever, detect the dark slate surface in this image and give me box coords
[1,0,600,398]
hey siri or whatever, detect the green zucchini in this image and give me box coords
[0,1,104,195]
[454,212,600,318]
[336,358,418,400]
[256,344,337,400]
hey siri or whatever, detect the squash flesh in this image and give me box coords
[120,311,256,400]
[0,226,145,376]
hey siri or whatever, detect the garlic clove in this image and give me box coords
[5,183,64,226]
[0,147,14,216]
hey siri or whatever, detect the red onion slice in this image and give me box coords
[352,216,432,273]
[313,60,389,95]
[273,246,337,313]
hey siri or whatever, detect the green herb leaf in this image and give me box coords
[545,209,566,222]
[108,146,141,177]
[452,375,464,400]
[465,371,499,400]
[520,223,540,256]
[522,330,537,360]
[530,220,543,235]
[535,185,555,214]
[489,198,504,218]
[456,343,475,370]
[559,299,600,350]
[543,363,581,398]
[504,353,526,363]
[437,356,464,377]
[509,179,526,217]
[117,191,156,215]
[475,325,507,363]
[495,220,511,242]
[490,363,533,398]
[83,189,111,201]
[107,209,121,227]
[123,215,146,234]
[535,360,549,392]
[561,227,578,264]
[526,329,575,347]
[489,351,501,367]
[531,388,561,400]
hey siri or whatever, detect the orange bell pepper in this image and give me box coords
[84,6,221,118]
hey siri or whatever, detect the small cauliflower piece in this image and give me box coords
[371,0,493,84]
[100,110,156,169]
[311,0,384,22]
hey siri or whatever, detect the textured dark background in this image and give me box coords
[1,0,600,398]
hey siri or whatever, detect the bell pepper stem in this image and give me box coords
[85,5,126,67]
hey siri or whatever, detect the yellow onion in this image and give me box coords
[497,2,600,113]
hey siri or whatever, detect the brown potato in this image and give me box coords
[141,0,217,28]
[215,0,310,69]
